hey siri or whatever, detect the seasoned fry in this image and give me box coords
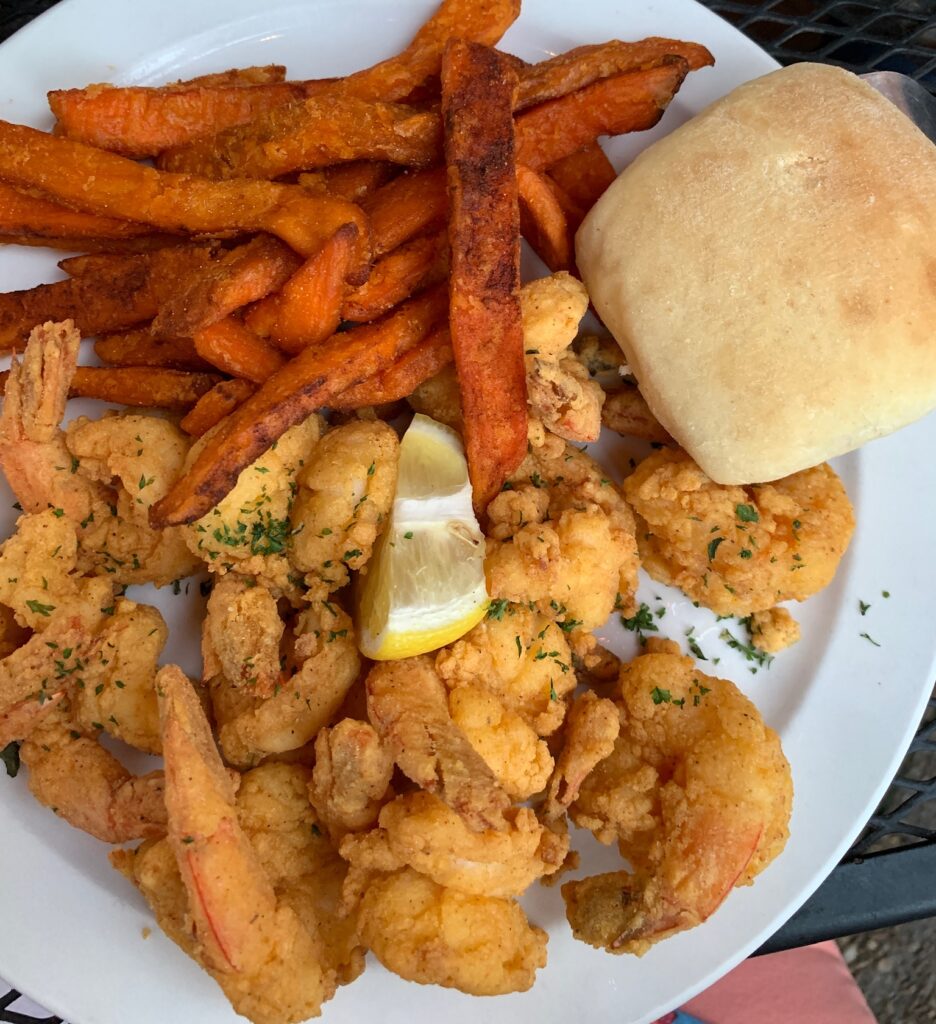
[546,143,617,229]
[0,365,220,408]
[601,382,673,443]
[515,57,691,170]
[0,245,219,350]
[193,317,287,383]
[0,233,182,254]
[343,230,448,323]
[0,120,369,261]
[442,40,526,511]
[150,284,447,526]
[517,165,571,272]
[244,224,359,354]
[94,328,211,371]
[515,37,713,110]
[180,378,257,437]
[158,94,441,180]
[171,65,288,88]
[299,161,396,203]
[152,235,301,339]
[363,166,448,257]
[331,327,453,409]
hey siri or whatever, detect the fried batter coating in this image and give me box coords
[308,718,394,839]
[436,607,575,737]
[749,606,801,653]
[566,649,792,954]
[407,363,463,431]
[366,655,510,831]
[601,383,672,443]
[623,448,855,616]
[448,685,553,800]
[289,420,399,597]
[358,867,547,996]
[342,791,567,898]
[485,441,640,631]
[184,415,323,594]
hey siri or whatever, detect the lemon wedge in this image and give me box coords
[357,413,488,661]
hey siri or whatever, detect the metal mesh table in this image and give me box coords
[0,0,934,1018]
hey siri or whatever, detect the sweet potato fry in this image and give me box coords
[158,95,441,180]
[180,66,288,88]
[48,81,309,158]
[0,245,219,350]
[0,233,183,254]
[0,365,221,408]
[244,224,359,354]
[0,120,369,262]
[515,37,713,110]
[180,378,257,437]
[152,235,302,339]
[0,182,169,243]
[601,383,673,443]
[299,161,397,203]
[342,230,448,323]
[193,317,287,383]
[546,143,617,228]
[331,327,453,409]
[442,41,526,511]
[514,57,691,170]
[94,328,211,371]
[150,284,448,526]
[516,165,572,272]
[362,166,448,257]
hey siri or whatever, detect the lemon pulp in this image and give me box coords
[356,414,488,660]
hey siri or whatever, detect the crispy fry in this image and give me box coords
[94,328,211,371]
[362,166,448,257]
[49,81,309,158]
[442,41,526,512]
[178,65,288,88]
[0,120,369,262]
[244,224,359,354]
[601,382,673,443]
[546,143,617,228]
[343,230,448,323]
[0,365,220,408]
[0,182,170,243]
[158,95,441,180]
[0,233,187,254]
[193,317,287,383]
[152,235,302,339]
[515,37,713,110]
[180,378,257,437]
[331,327,453,409]
[515,57,691,171]
[151,284,447,526]
[0,245,219,350]
[517,165,571,272]
[299,161,397,203]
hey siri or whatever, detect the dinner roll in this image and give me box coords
[576,63,936,483]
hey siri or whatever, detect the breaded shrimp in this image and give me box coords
[623,448,855,616]
[564,648,792,955]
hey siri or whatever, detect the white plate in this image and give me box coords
[0,2,934,1023]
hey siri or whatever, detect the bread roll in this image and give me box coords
[576,63,936,483]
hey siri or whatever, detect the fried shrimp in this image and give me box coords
[564,648,792,955]
[289,419,399,597]
[485,440,640,634]
[357,867,547,996]
[623,448,855,616]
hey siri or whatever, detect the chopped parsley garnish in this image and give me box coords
[739,548,752,559]
[860,632,881,647]
[530,472,544,488]
[882,590,890,598]
[138,474,155,490]
[250,515,290,556]
[487,599,509,621]
[327,629,348,642]
[342,548,362,561]
[685,630,707,661]
[650,687,671,705]
[557,617,582,633]
[707,536,725,561]
[621,603,658,639]
[549,680,558,702]
[858,600,871,616]
[403,531,414,540]
[735,503,759,523]
[515,635,523,658]
[720,626,774,670]
[367,462,376,477]
[1,741,20,778]
[26,599,55,617]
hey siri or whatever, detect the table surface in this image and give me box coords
[0,0,933,1019]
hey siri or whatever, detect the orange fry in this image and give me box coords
[546,142,617,228]
[332,327,453,409]
[180,378,258,437]
[343,230,448,323]
[94,328,211,371]
[178,66,288,88]
[442,41,526,511]
[0,120,369,262]
[362,166,448,257]
[151,284,448,527]
[0,245,219,350]
[0,233,186,254]
[514,57,691,170]
[517,165,572,272]
[244,224,359,354]
[515,37,713,110]
[152,235,302,339]
[193,317,287,384]
[299,161,397,203]
[0,365,221,408]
